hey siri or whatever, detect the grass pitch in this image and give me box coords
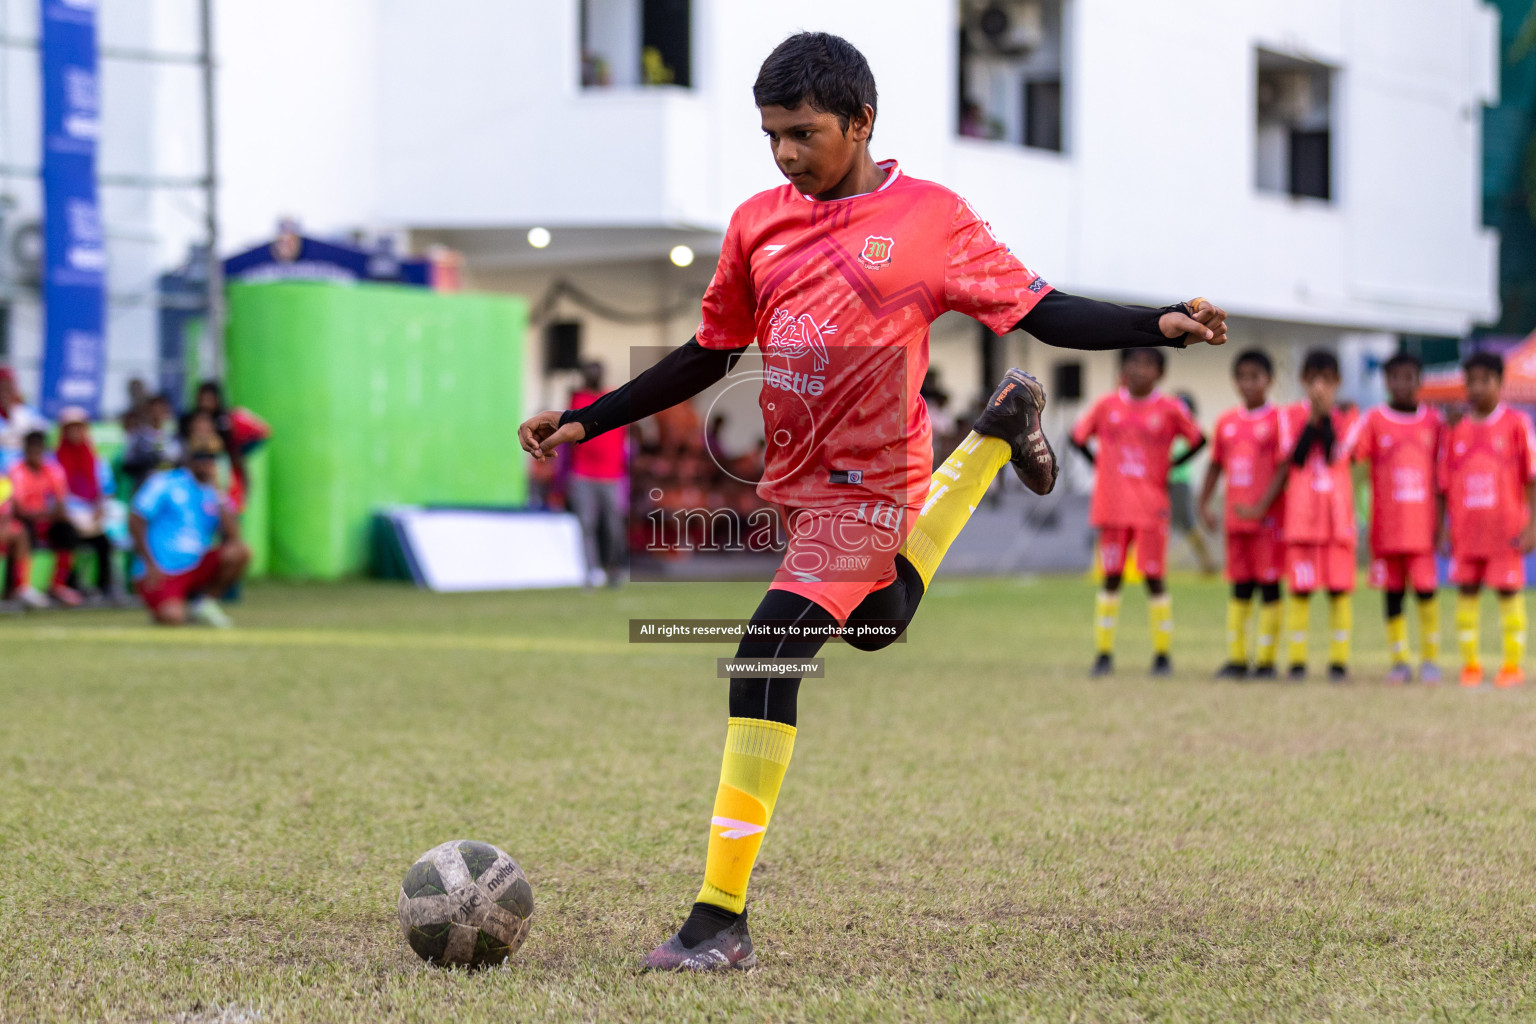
[3,576,1535,1023]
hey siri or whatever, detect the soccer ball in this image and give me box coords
[397,839,533,968]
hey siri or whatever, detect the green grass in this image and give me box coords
[2,576,1535,1023]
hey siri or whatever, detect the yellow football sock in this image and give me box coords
[1385,615,1410,666]
[1328,593,1352,666]
[1226,597,1253,664]
[1149,595,1173,656]
[1256,599,1282,667]
[1456,593,1481,670]
[901,432,1011,589]
[1418,593,1441,663]
[1094,590,1122,655]
[697,717,797,914]
[1286,594,1310,666]
[1499,593,1527,672]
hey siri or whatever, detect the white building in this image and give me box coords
[0,0,1503,474]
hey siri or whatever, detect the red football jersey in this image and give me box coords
[1438,404,1536,557]
[1347,405,1442,555]
[1071,389,1203,529]
[697,160,1051,509]
[1277,402,1358,545]
[1210,403,1282,534]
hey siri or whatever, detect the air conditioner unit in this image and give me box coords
[963,0,1045,58]
[0,217,43,292]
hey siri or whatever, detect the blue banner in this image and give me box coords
[39,0,106,419]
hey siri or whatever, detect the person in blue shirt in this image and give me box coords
[129,436,249,626]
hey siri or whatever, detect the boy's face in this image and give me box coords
[1466,366,1502,412]
[1384,365,1420,408]
[23,439,44,465]
[1303,370,1340,410]
[760,103,872,199]
[1233,362,1270,407]
[1121,353,1163,396]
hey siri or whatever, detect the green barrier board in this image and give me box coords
[225,282,527,579]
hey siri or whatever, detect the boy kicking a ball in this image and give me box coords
[519,32,1226,971]
[1439,352,1536,687]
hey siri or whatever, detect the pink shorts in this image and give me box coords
[1286,542,1356,594]
[769,502,919,623]
[1098,524,1170,579]
[1369,553,1438,593]
[1226,523,1283,584]
[1450,550,1525,591]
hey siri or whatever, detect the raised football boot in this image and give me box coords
[972,368,1057,495]
[640,909,756,972]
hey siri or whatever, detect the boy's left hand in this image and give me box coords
[1161,298,1228,346]
[1520,522,1536,555]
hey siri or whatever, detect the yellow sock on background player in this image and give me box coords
[1418,593,1441,668]
[1226,595,1252,666]
[1285,594,1310,674]
[1496,593,1527,687]
[1094,590,1122,660]
[1456,592,1482,686]
[1149,595,1173,659]
[1328,593,1352,675]
[1255,598,1282,671]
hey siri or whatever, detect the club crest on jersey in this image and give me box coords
[858,235,894,270]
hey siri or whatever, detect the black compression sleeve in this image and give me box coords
[1014,290,1191,350]
[558,337,750,441]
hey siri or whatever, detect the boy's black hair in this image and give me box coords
[22,429,46,447]
[1119,347,1165,371]
[1463,350,1504,378]
[754,32,877,137]
[1232,348,1273,377]
[1382,352,1423,375]
[1300,348,1340,380]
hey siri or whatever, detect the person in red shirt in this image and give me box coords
[568,361,629,588]
[1242,350,1358,682]
[1071,348,1205,676]
[1440,351,1536,688]
[1199,349,1284,679]
[518,32,1228,971]
[6,430,83,606]
[1348,353,1444,684]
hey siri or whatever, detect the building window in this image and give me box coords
[1255,50,1334,201]
[957,0,1065,152]
[581,0,691,89]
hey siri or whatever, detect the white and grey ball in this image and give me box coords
[397,839,533,968]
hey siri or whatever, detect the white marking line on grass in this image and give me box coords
[8,626,630,655]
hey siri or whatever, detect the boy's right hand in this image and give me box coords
[518,411,586,462]
[1198,502,1219,534]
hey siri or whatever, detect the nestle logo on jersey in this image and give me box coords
[766,365,825,396]
[766,308,835,372]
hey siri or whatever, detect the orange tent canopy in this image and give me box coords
[1419,331,1536,405]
